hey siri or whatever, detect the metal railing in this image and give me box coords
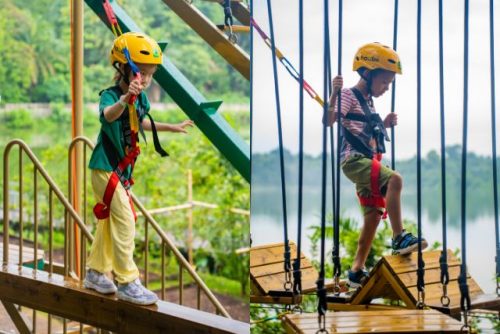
[2,138,95,333]
[68,136,230,317]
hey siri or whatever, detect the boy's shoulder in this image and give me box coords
[99,85,122,98]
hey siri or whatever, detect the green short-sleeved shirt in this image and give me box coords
[88,85,150,181]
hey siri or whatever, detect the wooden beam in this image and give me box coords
[1,300,31,334]
[0,265,249,334]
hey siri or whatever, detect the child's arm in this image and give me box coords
[325,75,343,126]
[142,119,194,134]
[103,80,142,123]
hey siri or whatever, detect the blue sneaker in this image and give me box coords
[347,268,369,289]
[392,230,428,255]
[83,269,117,294]
[117,278,158,305]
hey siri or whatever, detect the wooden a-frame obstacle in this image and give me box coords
[250,242,347,305]
[327,250,500,318]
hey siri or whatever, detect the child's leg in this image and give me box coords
[87,170,113,273]
[385,172,404,237]
[352,209,382,272]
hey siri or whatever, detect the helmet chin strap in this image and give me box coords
[359,70,374,106]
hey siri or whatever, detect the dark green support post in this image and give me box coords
[84,0,250,182]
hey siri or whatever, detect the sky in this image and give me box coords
[251,0,500,159]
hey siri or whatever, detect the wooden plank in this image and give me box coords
[327,303,404,311]
[250,294,302,305]
[251,256,311,277]
[396,265,464,288]
[250,242,300,267]
[0,265,249,334]
[283,310,464,333]
[256,267,319,295]
[0,242,45,267]
[384,250,460,275]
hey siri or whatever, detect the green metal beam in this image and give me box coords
[84,0,250,182]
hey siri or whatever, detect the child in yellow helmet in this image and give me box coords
[83,32,193,305]
[326,42,427,289]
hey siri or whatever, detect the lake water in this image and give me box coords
[251,194,498,294]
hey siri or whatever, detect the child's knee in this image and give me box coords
[388,172,403,191]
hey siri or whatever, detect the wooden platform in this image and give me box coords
[282,309,465,333]
[331,250,500,317]
[0,265,249,334]
[0,242,45,270]
[251,242,346,304]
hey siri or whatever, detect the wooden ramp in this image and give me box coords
[0,265,249,334]
[332,250,500,317]
[251,242,347,304]
[282,309,465,333]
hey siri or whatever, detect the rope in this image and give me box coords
[316,0,331,332]
[438,0,450,308]
[416,0,426,309]
[265,0,292,292]
[459,0,471,329]
[489,0,500,297]
[389,0,398,170]
[293,0,304,297]
[251,18,324,107]
[332,0,342,296]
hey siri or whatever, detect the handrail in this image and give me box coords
[68,136,230,318]
[3,139,94,265]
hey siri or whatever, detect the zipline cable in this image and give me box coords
[265,0,292,292]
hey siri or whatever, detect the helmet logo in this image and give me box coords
[153,49,160,58]
[361,56,379,62]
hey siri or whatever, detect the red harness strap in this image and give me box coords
[93,146,140,222]
[357,153,387,218]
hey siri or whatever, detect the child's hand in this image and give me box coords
[172,120,194,133]
[384,113,398,128]
[125,79,143,98]
[331,75,343,94]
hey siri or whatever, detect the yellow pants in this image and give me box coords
[87,169,139,284]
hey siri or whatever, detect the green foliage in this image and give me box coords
[0,0,249,103]
[2,108,35,129]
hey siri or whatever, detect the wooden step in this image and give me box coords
[282,309,465,333]
[0,242,45,270]
[0,265,248,334]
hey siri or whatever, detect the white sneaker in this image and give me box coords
[117,278,158,305]
[83,269,117,294]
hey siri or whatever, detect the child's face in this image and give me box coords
[132,63,158,89]
[370,70,395,98]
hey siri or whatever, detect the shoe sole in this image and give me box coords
[393,240,429,255]
[347,280,363,289]
[116,291,158,306]
[83,280,117,295]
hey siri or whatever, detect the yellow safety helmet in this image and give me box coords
[110,32,162,66]
[353,42,402,75]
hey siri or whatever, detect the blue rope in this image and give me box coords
[293,0,304,296]
[489,0,500,295]
[390,0,398,170]
[317,0,331,324]
[438,0,450,303]
[332,0,342,286]
[416,0,426,304]
[266,0,292,288]
[459,0,471,318]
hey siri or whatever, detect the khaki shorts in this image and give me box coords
[341,154,395,215]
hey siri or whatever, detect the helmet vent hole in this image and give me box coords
[388,59,396,64]
[140,50,150,55]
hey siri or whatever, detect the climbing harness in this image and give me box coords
[95,1,168,222]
